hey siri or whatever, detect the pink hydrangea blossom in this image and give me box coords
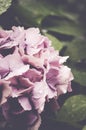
[0,26,74,129]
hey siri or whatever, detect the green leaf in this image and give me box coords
[83,126,86,130]
[0,0,12,15]
[72,67,86,86]
[42,17,84,36]
[44,33,63,51]
[12,0,78,26]
[12,0,58,26]
[62,38,86,86]
[64,38,86,62]
[57,95,86,123]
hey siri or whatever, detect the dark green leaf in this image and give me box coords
[0,0,12,15]
[62,38,86,86]
[42,17,84,36]
[12,0,78,26]
[72,68,86,86]
[12,0,58,26]
[57,95,86,123]
[64,38,86,62]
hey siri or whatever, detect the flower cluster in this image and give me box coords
[0,27,73,129]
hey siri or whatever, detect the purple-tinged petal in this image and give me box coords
[0,80,12,105]
[0,30,8,38]
[5,65,29,80]
[18,96,32,111]
[23,69,43,83]
[25,28,43,46]
[22,54,44,68]
[12,86,34,98]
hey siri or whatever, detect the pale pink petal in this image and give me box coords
[18,96,32,111]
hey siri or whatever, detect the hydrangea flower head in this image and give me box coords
[0,26,74,129]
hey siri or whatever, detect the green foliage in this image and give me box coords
[0,0,12,15]
[72,68,86,86]
[57,95,86,123]
[12,0,59,26]
[12,0,81,27]
[62,38,86,86]
[42,17,83,36]
[83,126,86,130]
[64,38,86,62]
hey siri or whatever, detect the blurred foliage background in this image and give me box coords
[0,0,86,130]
